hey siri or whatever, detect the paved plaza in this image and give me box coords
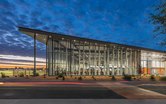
[0,78,165,99]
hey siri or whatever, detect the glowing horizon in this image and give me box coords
[0,54,46,68]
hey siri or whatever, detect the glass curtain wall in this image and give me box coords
[141,51,166,76]
[47,36,141,76]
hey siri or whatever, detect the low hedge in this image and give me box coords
[160,76,166,81]
[19,72,24,77]
[123,75,132,81]
[150,75,155,81]
[78,76,82,80]
[111,76,116,81]
[1,72,6,78]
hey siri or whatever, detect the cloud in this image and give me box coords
[0,0,15,10]
[0,0,165,61]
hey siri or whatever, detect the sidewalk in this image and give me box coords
[98,82,166,99]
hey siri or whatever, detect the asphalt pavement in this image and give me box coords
[0,81,165,99]
[0,81,125,99]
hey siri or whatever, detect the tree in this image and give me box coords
[150,0,166,45]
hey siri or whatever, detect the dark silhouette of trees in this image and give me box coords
[150,0,166,46]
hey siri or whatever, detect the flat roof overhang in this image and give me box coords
[18,27,166,53]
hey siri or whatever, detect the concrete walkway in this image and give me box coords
[98,82,166,99]
[0,99,166,104]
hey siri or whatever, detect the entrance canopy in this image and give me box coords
[19,27,48,44]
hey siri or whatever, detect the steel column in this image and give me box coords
[33,33,36,76]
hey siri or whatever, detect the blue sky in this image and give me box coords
[0,0,165,63]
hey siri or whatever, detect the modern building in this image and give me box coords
[19,27,166,76]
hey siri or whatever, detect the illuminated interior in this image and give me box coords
[19,27,166,76]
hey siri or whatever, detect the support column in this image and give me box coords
[128,49,131,75]
[129,49,132,75]
[112,46,115,75]
[47,38,50,76]
[66,40,68,75]
[120,48,123,75]
[69,40,72,75]
[107,46,110,75]
[89,42,91,75]
[72,42,74,75]
[139,50,141,75]
[132,50,135,75]
[146,53,149,75]
[142,52,145,74]
[98,45,100,75]
[165,61,166,76]
[58,40,61,75]
[52,38,54,75]
[83,42,85,75]
[125,48,127,75]
[117,48,119,75]
[104,45,107,75]
[46,39,48,75]
[160,57,162,76]
[126,49,129,75]
[134,50,137,75]
[33,33,36,76]
[94,44,97,75]
[78,41,81,75]
[136,50,139,75]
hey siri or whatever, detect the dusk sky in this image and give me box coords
[0,0,165,68]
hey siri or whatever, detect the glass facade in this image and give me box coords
[46,36,145,76]
[141,51,166,76]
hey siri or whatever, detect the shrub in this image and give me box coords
[1,72,6,78]
[92,76,96,80]
[159,76,166,81]
[58,73,64,78]
[150,75,155,81]
[111,76,116,81]
[123,75,132,81]
[43,74,46,78]
[35,73,39,76]
[19,72,24,77]
[62,76,65,80]
[132,75,137,80]
[78,76,82,80]
[25,75,29,79]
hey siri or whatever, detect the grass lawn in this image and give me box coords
[0,70,45,77]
